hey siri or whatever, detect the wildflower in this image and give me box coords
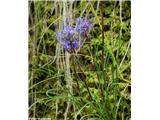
[56,16,93,52]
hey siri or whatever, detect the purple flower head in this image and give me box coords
[56,16,93,52]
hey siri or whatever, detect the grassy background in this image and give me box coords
[29,1,131,120]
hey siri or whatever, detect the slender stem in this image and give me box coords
[72,55,80,94]
[101,2,113,120]
[74,53,93,101]
[100,1,105,102]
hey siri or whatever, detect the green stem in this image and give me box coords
[100,0,105,103]
[73,50,93,101]
[101,2,112,120]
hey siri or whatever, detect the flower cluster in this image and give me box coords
[56,17,92,53]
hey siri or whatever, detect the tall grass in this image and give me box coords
[29,1,131,120]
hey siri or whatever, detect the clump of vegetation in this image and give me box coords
[29,1,131,120]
